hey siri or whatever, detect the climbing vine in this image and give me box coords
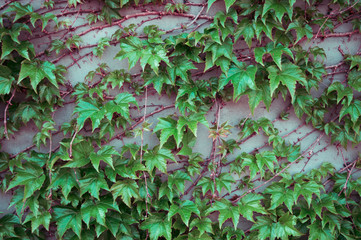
[1,0,361,239]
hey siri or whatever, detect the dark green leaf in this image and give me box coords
[168,200,200,226]
[111,179,140,207]
[53,206,82,238]
[140,213,172,240]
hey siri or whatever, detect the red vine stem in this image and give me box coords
[0,0,16,10]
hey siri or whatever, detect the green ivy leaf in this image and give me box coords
[24,211,51,232]
[53,206,82,238]
[79,170,110,200]
[234,19,255,48]
[168,200,200,226]
[90,145,120,172]
[140,45,170,74]
[197,176,214,195]
[7,163,45,200]
[153,117,182,148]
[168,171,192,194]
[245,83,272,114]
[207,0,217,11]
[308,219,333,240]
[81,197,120,227]
[255,151,277,175]
[241,153,259,179]
[255,43,294,70]
[238,193,267,222]
[294,180,323,207]
[348,69,361,91]
[224,0,236,12]
[144,69,173,94]
[1,36,34,60]
[143,147,176,173]
[216,173,235,194]
[262,0,293,22]
[206,199,240,229]
[167,56,196,82]
[68,0,83,7]
[327,82,353,105]
[141,213,172,240]
[5,2,33,22]
[339,100,361,124]
[346,55,361,70]
[177,113,209,137]
[18,60,57,92]
[190,217,213,235]
[287,21,313,43]
[264,182,296,212]
[115,36,143,70]
[0,214,20,238]
[251,213,302,239]
[50,168,79,200]
[219,61,257,100]
[203,38,233,72]
[111,179,140,207]
[62,140,93,168]
[0,66,14,95]
[267,63,306,101]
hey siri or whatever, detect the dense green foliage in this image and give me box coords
[1,0,361,239]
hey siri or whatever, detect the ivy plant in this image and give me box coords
[1,0,361,239]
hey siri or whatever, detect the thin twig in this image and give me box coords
[339,160,357,196]
[140,86,150,216]
[231,133,325,203]
[0,0,16,10]
[3,89,16,140]
[69,127,79,158]
[187,5,205,28]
